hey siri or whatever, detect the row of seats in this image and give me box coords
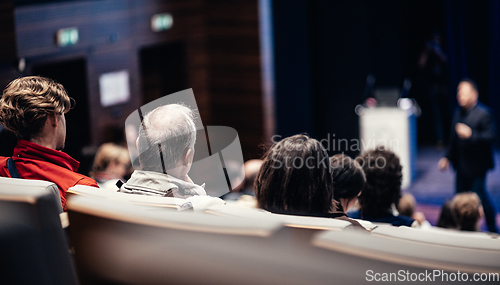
[1,177,500,284]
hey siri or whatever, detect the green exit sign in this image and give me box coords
[56,27,79,47]
[151,13,173,32]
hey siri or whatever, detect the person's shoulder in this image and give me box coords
[474,103,492,115]
[75,175,99,188]
[348,210,361,219]
[390,214,415,227]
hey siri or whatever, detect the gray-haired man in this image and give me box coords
[120,104,206,198]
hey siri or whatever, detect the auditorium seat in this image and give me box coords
[0,177,78,285]
[67,194,431,285]
[205,203,357,230]
[313,229,500,273]
[371,225,500,250]
[67,184,183,210]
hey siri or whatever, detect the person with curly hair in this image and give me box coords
[349,148,417,227]
[255,134,365,229]
[0,76,98,210]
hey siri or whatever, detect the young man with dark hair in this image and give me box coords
[0,76,98,210]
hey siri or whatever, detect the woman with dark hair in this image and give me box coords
[349,148,417,227]
[330,154,365,214]
[255,134,365,229]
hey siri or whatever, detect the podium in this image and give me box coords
[359,107,417,189]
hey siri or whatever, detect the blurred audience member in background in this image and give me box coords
[436,200,457,229]
[90,142,130,191]
[119,104,206,198]
[397,192,431,228]
[349,148,418,227]
[451,192,483,232]
[0,76,98,210]
[330,154,365,214]
[438,78,498,233]
[255,134,365,229]
[221,159,262,201]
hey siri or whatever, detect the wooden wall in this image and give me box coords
[0,0,268,168]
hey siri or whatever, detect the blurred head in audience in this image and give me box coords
[243,159,263,193]
[255,134,333,216]
[91,143,130,180]
[451,192,483,231]
[356,148,402,217]
[0,76,71,150]
[137,104,196,179]
[397,192,416,217]
[330,154,365,213]
[436,200,457,229]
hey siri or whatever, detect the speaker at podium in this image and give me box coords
[357,86,419,189]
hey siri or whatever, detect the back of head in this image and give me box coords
[137,104,196,172]
[436,200,457,229]
[451,192,482,231]
[330,154,365,201]
[356,148,402,216]
[397,192,416,217]
[0,76,71,140]
[255,134,333,216]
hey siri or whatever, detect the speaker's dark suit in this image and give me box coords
[445,102,497,232]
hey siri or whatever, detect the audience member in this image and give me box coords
[397,192,431,228]
[221,159,262,201]
[255,134,365,229]
[90,142,130,191]
[451,192,483,232]
[329,154,365,214]
[349,148,418,227]
[0,76,98,210]
[436,200,457,229]
[119,104,206,198]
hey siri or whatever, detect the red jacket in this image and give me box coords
[0,140,98,210]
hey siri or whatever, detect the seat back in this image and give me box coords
[0,177,78,285]
[313,229,500,273]
[206,203,353,230]
[67,184,184,209]
[67,194,286,284]
[0,176,63,213]
[372,225,500,251]
[67,195,467,285]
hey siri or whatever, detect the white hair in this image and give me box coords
[137,104,197,172]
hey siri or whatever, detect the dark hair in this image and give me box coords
[0,76,71,140]
[330,154,365,200]
[356,148,402,217]
[460,78,478,94]
[436,200,457,229]
[255,134,333,216]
